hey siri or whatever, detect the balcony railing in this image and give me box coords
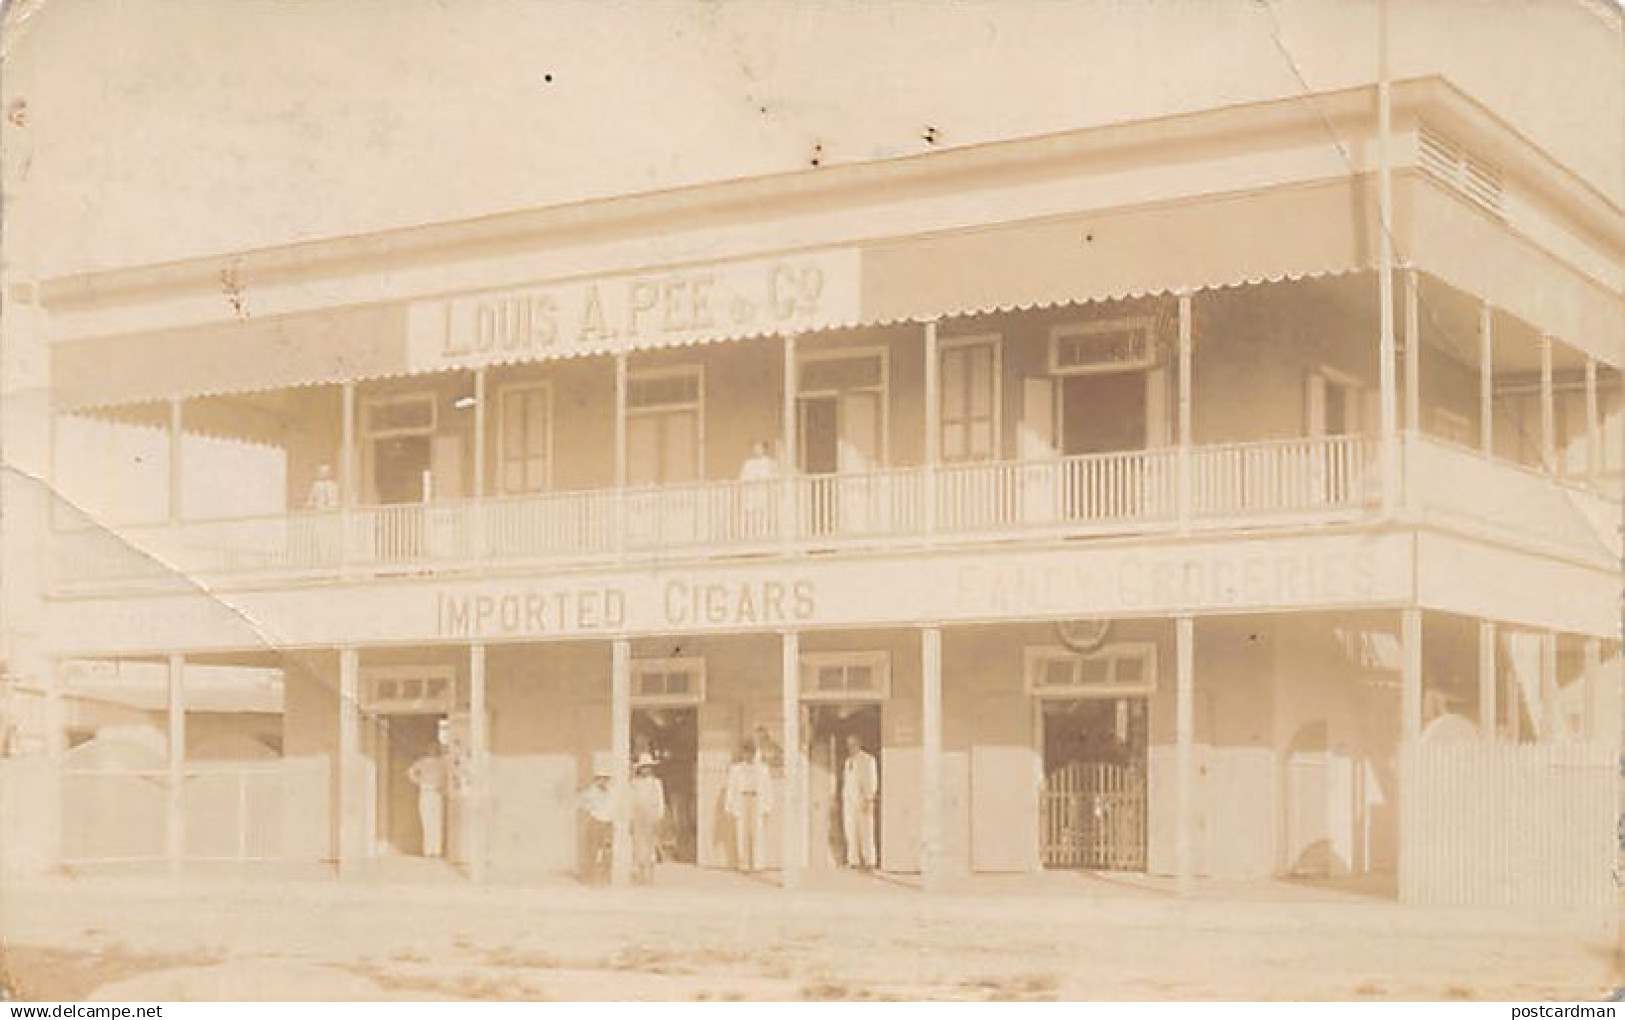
[1403,433,1622,560]
[54,435,1377,589]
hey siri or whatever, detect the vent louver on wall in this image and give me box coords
[1417,124,1505,219]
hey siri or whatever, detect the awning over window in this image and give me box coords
[48,171,1621,412]
[52,304,409,411]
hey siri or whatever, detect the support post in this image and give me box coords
[167,397,184,526]
[780,630,802,889]
[1539,335,1556,473]
[1585,358,1600,490]
[920,625,944,891]
[1541,631,1559,741]
[613,353,629,558]
[1175,614,1195,894]
[781,335,798,551]
[1404,268,1420,434]
[1401,608,1423,744]
[1478,620,1497,743]
[472,369,488,560]
[43,657,64,869]
[340,381,356,574]
[337,647,362,871]
[1584,637,1602,746]
[1376,0,1399,517]
[468,642,488,883]
[1177,293,1193,533]
[1478,303,1493,459]
[923,320,940,539]
[166,653,185,873]
[609,638,631,887]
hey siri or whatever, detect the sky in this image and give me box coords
[2,0,1618,283]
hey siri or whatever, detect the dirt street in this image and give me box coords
[0,869,1616,1001]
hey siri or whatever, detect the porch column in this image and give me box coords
[923,320,940,539]
[1174,614,1195,893]
[1401,608,1423,744]
[167,397,184,526]
[1540,631,1559,741]
[166,653,186,873]
[781,334,798,550]
[1376,7,1399,517]
[780,630,802,889]
[920,625,944,891]
[1585,358,1600,490]
[1478,620,1497,743]
[43,657,64,869]
[1478,303,1493,458]
[340,381,357,574]
[467,642,488,883]
[337,647,363,871]
[1404,268,1420,433]
[1583,637,1602,746]
[1176,293,1193,533]
[613,353,629,557]
[472,369,488,560]
[1539,335,1556,473]
[340,382,357,504]
[609,638,632,887]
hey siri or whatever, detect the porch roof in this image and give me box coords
[46,77,1625,412]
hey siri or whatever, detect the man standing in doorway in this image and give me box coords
[407,748,449,859]
[725,739,774,874]
[841,734,879,870]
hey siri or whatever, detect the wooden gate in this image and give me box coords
[1040,762,1146,870]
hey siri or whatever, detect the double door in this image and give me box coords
[798,386,884,535]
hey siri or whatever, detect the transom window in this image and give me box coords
[799,352,884,394]
[362,666,457,714]
[631,657,706,705]
[801,651,890,701]
[363,393,437,438]
[1025,643,1158,697]
[1049,318,1158,376]
[498,382,552,494]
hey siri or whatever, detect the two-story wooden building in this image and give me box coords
[20,67,1624,910]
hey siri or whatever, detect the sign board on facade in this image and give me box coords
[47,533,1424,656]
[407,250,862,372]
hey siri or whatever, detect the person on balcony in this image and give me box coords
[306,464,341,510]
[738,440,781,538]
[724,739,774,874]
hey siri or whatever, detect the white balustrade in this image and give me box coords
[67,435,1576,589]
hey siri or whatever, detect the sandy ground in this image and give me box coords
[0,865,1618,1002]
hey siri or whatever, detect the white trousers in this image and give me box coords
[419,789,444,858]
[733,796,766,872]
[841,796,876,868]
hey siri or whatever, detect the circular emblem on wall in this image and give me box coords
[1054,618,1112,654]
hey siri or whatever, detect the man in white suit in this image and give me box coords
[840,734,879,870]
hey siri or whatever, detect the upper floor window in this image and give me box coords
[941,335,1001,463]
[498,382,552,494]
[627,366,703,485]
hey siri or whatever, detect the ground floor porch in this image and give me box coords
[24,608,1620,914]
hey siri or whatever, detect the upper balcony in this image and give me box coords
[47,276,1622,596]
